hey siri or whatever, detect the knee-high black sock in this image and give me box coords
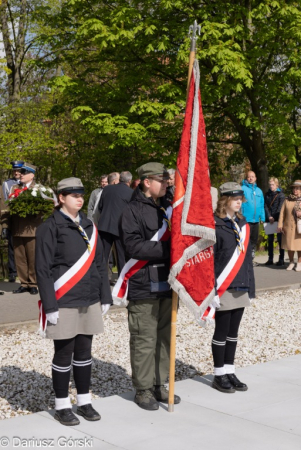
[72,358,92,394]
[53,338,74,399]
[72,334,93,394]
[212,338,226,369]
[52,361,72,398]
[224,336,238,366]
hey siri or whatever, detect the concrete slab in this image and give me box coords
[2,356,301,450]
[0,412,110,450]
[175,371,301,416]
[238,396,301,436]
[241,354,301,386]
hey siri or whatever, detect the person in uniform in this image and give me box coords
[212,182,255,393]
[2,160,24,282]
[35,177,112,426]
[9,163,42,294]
[119,162,181,411]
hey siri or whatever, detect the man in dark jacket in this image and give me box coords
[97,171,132,276]
[119,162,180,411]
[264,177,285,265]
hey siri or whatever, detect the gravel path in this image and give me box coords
[1,289,301,420]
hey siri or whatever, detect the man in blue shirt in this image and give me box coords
[241,171,265,266]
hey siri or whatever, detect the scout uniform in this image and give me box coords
[36,177,112,426]
[119,162,180,410]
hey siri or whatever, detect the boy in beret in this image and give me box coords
[119,162,181,411]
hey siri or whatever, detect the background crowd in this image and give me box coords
[1,162,300,299]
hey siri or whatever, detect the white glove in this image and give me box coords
[46,311,59,325]
[101,304,110,316]
[212,295,220,309]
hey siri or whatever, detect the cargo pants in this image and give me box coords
[127,297,171,390]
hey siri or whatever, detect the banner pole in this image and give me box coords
[168,20,201,413]
[168,290,178,412]
[186,20,201,101]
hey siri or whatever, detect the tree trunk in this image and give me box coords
[0,0,27,103]
[245,133,269,193]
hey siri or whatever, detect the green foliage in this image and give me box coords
[1,0,301,194]
[8,185,55,219]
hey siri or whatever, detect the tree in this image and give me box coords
[35,0,301,191]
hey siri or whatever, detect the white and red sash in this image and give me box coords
[112,206,172,306]
[199,223,250,325]
[38,224,98,335]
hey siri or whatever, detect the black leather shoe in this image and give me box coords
[9,275,16,282]
[77,404,101,421]
[265,260,273,265]
[212,375,236,393]
[276,260,285,266]
[30,287,38,295]
[13,286,29,294]
[54,408,80,426]
[227,373,248,391]
[153,385,181,404]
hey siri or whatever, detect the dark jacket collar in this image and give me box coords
[52,209,91,228]
[214,215,247,228]
[131,185,170,209]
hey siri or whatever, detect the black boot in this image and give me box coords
[227,373,248,391]
[153,385,181,404]
[54,408,80,426]
[77,404,101,421]
[265,260,273,265]
[134,389,159,411]
[276,259,284,266]
[212,375,236,393]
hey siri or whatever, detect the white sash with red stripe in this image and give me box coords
[112,206,172,306]
[38,224,98,336]
[198,223,250,325]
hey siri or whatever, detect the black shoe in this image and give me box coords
[13,286,29,294]
[30,287,38,295]
[265,260,273,265]
[153,385,181,404]
[134,389,159,411]
[9,275,16,282]
[227,373,248,391]
[54,408,80,426]
[276,260,285,266]
[212,375,236,393]
[77,404,101,421]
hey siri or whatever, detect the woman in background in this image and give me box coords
[264,177,285,266]
[278,180,301,271]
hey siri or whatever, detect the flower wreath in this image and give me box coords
[8,184,58,219]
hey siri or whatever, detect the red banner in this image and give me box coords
[168,59,216,324]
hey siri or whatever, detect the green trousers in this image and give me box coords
[127,297,172,390]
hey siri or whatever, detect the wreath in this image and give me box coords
[8,184,57,219]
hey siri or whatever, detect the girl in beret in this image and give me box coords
[212,182,255,393]
[36,178,112,426]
